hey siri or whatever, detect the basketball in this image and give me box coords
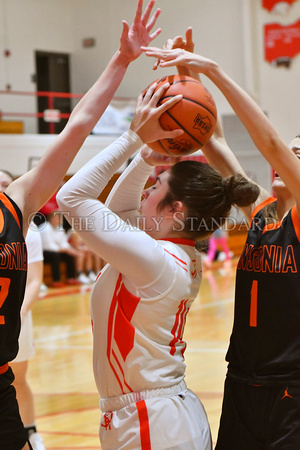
[147,74,217,156]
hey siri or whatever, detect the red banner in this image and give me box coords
[262,0,299,13]
[264,19,300,64]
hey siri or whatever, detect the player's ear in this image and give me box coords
[166,201,185,218]
[173,201,185,212]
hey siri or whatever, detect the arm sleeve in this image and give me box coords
[57,130,175,294]
[105,151,153,223]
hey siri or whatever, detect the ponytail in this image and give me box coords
[223,173,260,208]
[158,160,259,240]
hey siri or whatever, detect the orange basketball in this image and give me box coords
[147,74,217,156]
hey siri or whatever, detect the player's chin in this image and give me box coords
[272,178,286,192]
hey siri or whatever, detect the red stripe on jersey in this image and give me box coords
[164,249,187,266]
[0,193,21,228]
[114,282,140,361]
[250,197,276,225]
[107,275,141,393]
[169,299,189,356]
[136,400,151,450]
[161,237,195,247]
[107,275,125,393]
[112,349,133,393]
[175,260,187,272]
[291,206,300,243]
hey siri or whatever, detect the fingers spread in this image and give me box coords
[146,8,161,32]
[133,0,144,25]
[141,0,156,26]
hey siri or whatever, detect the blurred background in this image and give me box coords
[0,0,299,187]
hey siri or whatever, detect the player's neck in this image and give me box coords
[276,196,295,220]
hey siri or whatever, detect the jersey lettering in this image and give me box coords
[0,242,27,271]
[238,243,297,274]
[0,277,11,325]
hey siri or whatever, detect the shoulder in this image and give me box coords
[158,238,199,265]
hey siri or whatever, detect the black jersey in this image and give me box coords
[227,197,300,386]
[0,193,27,389]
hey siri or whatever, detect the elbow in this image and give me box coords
[264,131,284,155]
[67,115,92,141]
[56,187,68,211]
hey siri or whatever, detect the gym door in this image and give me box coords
[35,51,71,134]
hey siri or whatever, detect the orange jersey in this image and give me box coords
[0,193,27,388]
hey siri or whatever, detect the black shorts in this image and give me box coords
[0,384,28,450]
[215,375,300,450]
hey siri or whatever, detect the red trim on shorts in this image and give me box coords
[136,400,151,450]
[0,363,9,375]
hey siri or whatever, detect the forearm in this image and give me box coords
[203,62,283,158]
[21,261,43,319]
[106,152,153,215]
[57,130,143,216]
[10,52,132,226]
[201,128,245,178]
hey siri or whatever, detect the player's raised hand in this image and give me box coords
[152,26,195,70]
[130,82,183,144]
[119,0,162,63]
[142,47,214,76]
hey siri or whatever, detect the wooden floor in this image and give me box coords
[28,258,238,449]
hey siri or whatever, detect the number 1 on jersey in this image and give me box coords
[0,277,11,325]
[250,280,258,327]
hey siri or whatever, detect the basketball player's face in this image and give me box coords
[140,170,171,234]
[272,137,300,193]
[0,171,13,193]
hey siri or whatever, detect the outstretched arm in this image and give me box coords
[143,46,285,214]
[6,0,162,235]
[153,31,246,179]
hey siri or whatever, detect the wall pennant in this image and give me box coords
[264,19,300,67]
[262,0,299,14]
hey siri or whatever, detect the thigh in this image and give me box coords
[12,311,35,364]
[0,385,28,449]
[148,390,212,450]
[215,377,265,450]
[100,390,212,450]
[268,385,300,449]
